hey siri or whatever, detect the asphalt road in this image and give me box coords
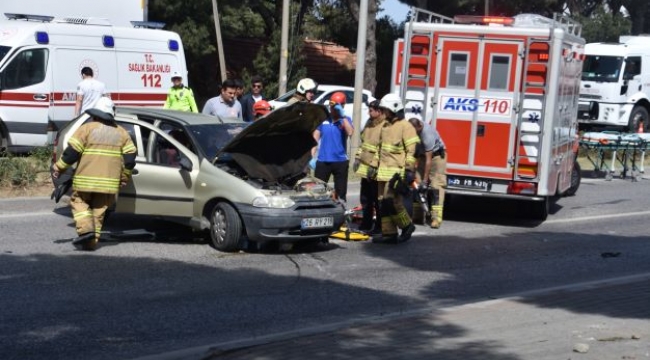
[1,175,649,360]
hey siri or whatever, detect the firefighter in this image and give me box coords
[163,72,198,113]
[253,100,273,120]
[408,115,447,228]
[353,100,384,233]
[287,78,318,104]
[51,97,137,251]
[373,94,420,244]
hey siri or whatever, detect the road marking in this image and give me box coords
[546,210,650,224]
[0,211,58,219]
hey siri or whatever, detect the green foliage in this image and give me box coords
[578,4,631,42]
[0,155,40,187]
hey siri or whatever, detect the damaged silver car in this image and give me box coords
[53,102,345,251]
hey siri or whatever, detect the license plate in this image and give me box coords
[301,217,334,229]
[447,176,489,191]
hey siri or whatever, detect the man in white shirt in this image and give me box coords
[74,67,106,116]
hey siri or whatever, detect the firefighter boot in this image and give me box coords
[72,232,97,251]
[430,205,443,229]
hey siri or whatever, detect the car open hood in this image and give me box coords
[217,102,329,182]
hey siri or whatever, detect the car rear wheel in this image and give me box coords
[209,202,242,252]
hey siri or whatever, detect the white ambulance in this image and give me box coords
[578,36,650,132]
[391,9,585,219]
[0,13,188,153]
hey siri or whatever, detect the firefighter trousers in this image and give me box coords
[360,177,380,230]
[378,181,412,236]
[70,191,116,240]
[430,153,446,227]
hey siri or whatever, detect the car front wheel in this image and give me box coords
[209,202,242,252]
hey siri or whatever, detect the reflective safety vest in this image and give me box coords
[355,115,385,177]
[164,86,198,113]
[376,117,419,182]
[56,121,137,194]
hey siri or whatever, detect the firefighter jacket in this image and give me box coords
[355,114,386,177]
[376,117,420,182]
[164,86,198,113]
[55,121,137,194]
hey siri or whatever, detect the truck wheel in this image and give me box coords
[530,197,550,221]
[628,106,649,133]
[209,202,242,252]
[564,161,581,197]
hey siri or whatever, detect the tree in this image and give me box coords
[577,3,631,42]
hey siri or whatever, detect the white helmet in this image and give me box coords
[296,78,318,95]
[171,71,183,80]
[85,96,115,121]
[379,93,404,113]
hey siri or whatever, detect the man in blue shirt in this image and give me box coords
[312,92,354,202]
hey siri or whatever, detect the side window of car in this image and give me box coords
[158,122,195,154]
[1,48,49,90]
[151,134,183,167]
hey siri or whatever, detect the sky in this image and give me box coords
[379,0,411,23]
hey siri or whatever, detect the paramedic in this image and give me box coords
[74,66,106,116]
[408,115,447,228]
[353,100,384,233]
[287,78,318,104]
[163,72,199,113]
[313,92,354,202]
[52,97,137,251]
[373,94,419,244]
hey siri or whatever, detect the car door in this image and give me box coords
[115,121,199,218]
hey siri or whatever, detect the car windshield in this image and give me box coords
[188,123,248,161]
[0,46,10,64]
[582,55,623,82]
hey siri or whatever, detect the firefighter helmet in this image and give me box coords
[329,91,347,106]
[379,93,404,113]
[85,96,115,121]
[296,78,318,95]
[253,100,273,116]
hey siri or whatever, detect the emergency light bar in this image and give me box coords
[453,15,514,26]
[131,21,165,29]
[5,13,54,22]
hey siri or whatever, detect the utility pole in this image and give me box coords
[350,0,369,156]
[278,0,290,95]
[485,0,489,15]
[211,0,227,82]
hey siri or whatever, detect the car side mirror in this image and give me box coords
[623,73,634,81]
[179,156,193,172]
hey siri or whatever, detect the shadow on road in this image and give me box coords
[0,252,521,360]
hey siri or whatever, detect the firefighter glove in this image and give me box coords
[404,170,416,185]
[333,104,345,116]
[352,159,360,172]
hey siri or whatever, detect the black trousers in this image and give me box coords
[360,177,381,230]
[315,160,349,201]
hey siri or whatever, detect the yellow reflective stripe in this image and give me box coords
[404,136,420,147]
[381,143,403,152]
[55,158,70,170]
[74,175,121,183]
[73,183,119,192]
[395,210,411,227]
[122,169,132,176]
[122,143,137,153]
[82,149,123,157]
[406,155,417,164]
[68,137,85,152]
[361,143,378,151]
[73,210,92,220]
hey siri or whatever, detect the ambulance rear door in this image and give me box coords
[433,35,524,189]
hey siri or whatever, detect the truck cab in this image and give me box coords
[578,37,650,132]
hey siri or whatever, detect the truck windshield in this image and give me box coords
[582,55,623,82]
[0,46,10,64]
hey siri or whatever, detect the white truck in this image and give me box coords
[391,9,585,219]
[578,36,650,132]
[0,13,187,153]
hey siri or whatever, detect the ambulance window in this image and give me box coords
[1,49,49,90]
[488,55,511,90]
[448,53,468,87]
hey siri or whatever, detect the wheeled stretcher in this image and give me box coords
[579,132,650,181]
